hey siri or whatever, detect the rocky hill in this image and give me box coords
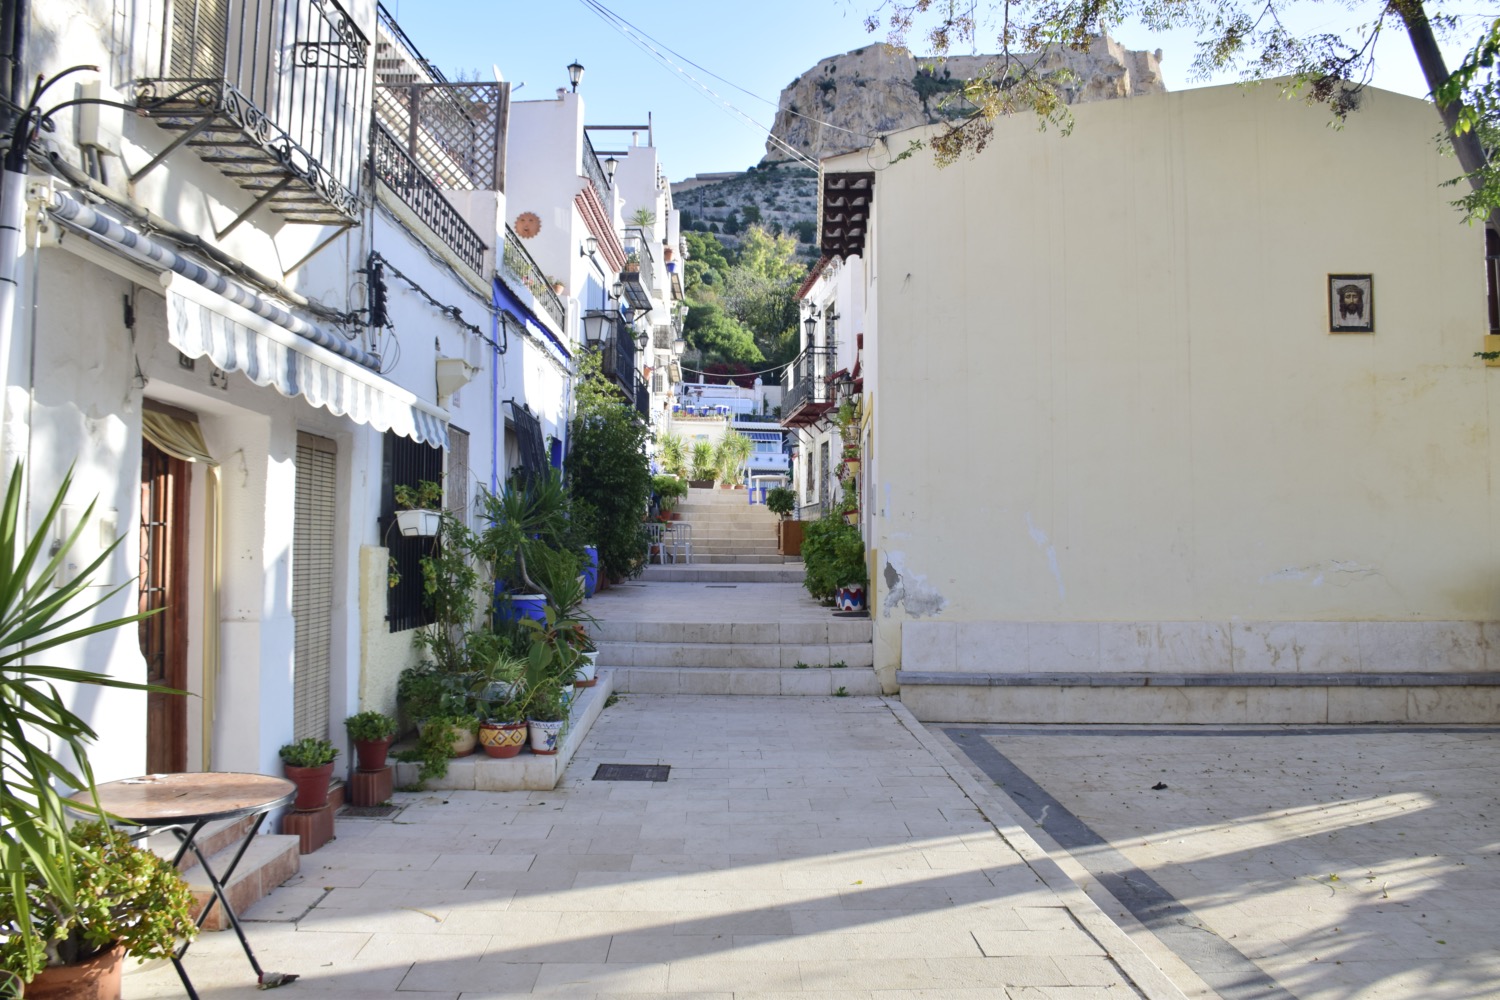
[671,33,1166,254]
[763,32,1164,165]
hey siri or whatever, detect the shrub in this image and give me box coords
[278,737,338,767]
[766,486,796,518]
[344,711,397,742]
[802,515,866,601]
[567,352,652,581]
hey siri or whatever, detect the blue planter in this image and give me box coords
[495,592,548,623]
[582,546,599,598]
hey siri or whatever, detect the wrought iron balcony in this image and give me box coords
[371,122,486,273]
[133,0,370,230]
[635,381,650,420]
[373,4,507,192]
[620,227,657,312]
[582,132,612,199]
[600,336,638,401]
[781,345,835,428]
[499,227,566,329]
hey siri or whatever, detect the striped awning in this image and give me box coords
[167,277,449,448]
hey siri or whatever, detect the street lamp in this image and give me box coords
[567,61,584,92]
[803,312,818,342]
[611,280,624,301]
[672,334,686,356]
[580,235,597,257]
[833,370,854,402]
[604,156,618,183]
[581,310,614,348]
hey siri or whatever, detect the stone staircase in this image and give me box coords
[149,811,302,931]
[597,553,879,697]
[669,487,789,564]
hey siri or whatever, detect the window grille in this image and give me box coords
[383,431,443,632]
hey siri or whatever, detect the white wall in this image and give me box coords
[856,82,1494,687]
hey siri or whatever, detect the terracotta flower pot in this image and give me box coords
[353,737,392,772]
[284,761,335,811]
[24,942,124,1000]
[478,720,528,758]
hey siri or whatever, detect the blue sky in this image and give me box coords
[383,1,1489,181]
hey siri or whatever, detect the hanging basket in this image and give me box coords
[395,509,442,537]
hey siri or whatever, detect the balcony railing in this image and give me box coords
[500,226,566,329]
[782,345,835,426]
[374,4,507,192]
[134,0,370,227]
[371,122,486,274]
[635,381,650,420]
[582,132,611,199]
[620,226,657,311]
[600,336,638,400]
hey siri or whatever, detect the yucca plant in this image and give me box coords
[0,462,162,984]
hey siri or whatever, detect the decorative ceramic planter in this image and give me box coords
[835,584,867,613]
[283,761,335,811]
[478,720,528,758]
[417,720,478,758]
[353,737,392,772]
[24,942,123,1000]
[395,508,442,537]
[575,652,598,688]
[528,718,565,755]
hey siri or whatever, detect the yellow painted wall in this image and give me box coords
[863,83,1494,669]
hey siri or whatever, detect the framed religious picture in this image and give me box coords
[1329,274,1374,333]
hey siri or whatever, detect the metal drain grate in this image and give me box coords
[593,763,671,782]
[705,584,738,588]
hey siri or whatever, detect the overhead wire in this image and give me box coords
[574,0,826,169]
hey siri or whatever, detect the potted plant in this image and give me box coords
[394,479,444,537]
[0,821,199,996]
[345,711,398,771]
[279,737,339,811]
[653,474,688,520]
[623,252,641,273]
[0,463,171,994]
[714,430,754,488]
[472,642,529,759]
[657,432,688,478]
[766,485,804,556]
[688,440,717,488]
[801,514,868,610]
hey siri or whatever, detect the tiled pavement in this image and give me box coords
[936,725,1500,1000]
[122,695,1185,999]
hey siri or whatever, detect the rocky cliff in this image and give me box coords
[763,33,1165,165]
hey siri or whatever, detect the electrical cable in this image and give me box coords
[579,0,882,145]
[677,359,795,378]
[574,0,822,170]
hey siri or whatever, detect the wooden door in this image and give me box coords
[140,441,191,774]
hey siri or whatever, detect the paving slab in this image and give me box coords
[936,724,1500,1000]
[123,696,1185,999]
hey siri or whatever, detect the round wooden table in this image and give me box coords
[70,772,296,998]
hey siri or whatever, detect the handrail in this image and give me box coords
[500,226,566,329]
[370,123,487,274]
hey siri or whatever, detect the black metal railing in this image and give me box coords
[582,132,611,198]
[381,430,443,632]
[371,123,487,274]
[372,6,507,193]
[500,227,566,328]
[135,0,370,225]
[783,345,835,418]
[601,336,638,398]
[635,381,650,420]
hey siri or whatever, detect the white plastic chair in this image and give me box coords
[667,522,693,564]
[646,523,668,563]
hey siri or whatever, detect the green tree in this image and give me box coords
[566,353,651,581]
[866,0,1498,226]
[685,303,764,365]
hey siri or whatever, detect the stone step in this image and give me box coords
[639,564,804,583]
[674,518,779,532]
[183,831,301,932]
[691,553,790,564]
[690,536,780,548]
[594,618,871,644]
[613,666,882,697]
[598,640,874,670]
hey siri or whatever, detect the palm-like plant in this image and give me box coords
[0,463,161,983]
